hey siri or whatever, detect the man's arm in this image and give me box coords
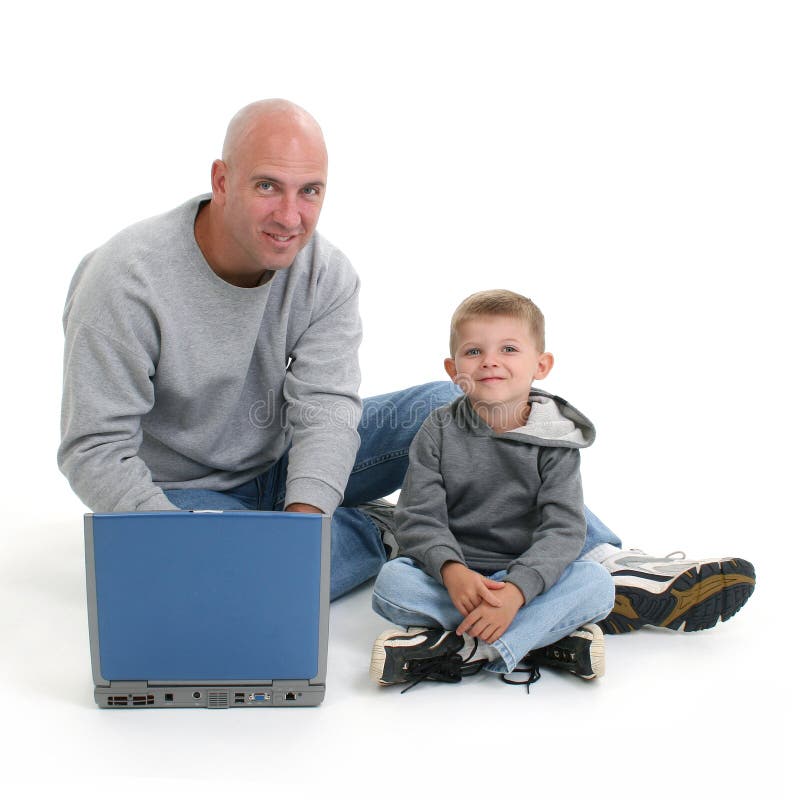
[58,318,177,512]
[281,250,363,515]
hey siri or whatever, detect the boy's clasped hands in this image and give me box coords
[441,561,525,644]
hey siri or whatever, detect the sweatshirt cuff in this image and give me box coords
[505,565,546,605]
[133,492,179,512]
[424,545,466,585]
[284,477,341,516]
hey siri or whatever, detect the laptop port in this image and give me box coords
[248,692,270,702]
[285,692,298,701]
[164,693,174,702]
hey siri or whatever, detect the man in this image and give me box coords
[59,99,755,632]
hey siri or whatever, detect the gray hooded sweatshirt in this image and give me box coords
[394,389,595,604]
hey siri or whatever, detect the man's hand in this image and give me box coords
[285,503,323,514]
[441,561,505,616]
[456,582,524,644]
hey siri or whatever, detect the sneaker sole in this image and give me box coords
[599,558,755,634]
[370,629,408,685]
[369,628,449,686]
[580,623,605,679]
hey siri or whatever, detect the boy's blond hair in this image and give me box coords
[449,290,545,355]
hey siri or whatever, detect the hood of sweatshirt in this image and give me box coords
[457,388,595,449]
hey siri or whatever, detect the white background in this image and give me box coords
[0,1,795,796]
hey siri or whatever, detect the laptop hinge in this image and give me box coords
[107,681,149,692]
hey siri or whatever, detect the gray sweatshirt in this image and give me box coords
[58,195,362,514]
[394,390,595,604]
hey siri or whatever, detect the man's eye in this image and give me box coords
[256,182,274,191]
[302,186,320,196]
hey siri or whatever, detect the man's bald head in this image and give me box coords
[196,99,329,286]
[221,99,327,169]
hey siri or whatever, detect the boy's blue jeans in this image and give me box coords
[165,381,622,601]
[372,557,615,673]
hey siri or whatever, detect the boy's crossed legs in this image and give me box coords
[371,556,615,688]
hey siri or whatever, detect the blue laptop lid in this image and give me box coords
[85,511,329,683]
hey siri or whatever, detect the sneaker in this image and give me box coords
[600,550,756,634]
[359,499,399,559]
[370,627,486,690]
[516,623,605,681]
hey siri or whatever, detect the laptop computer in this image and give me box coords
[84,510,330,709]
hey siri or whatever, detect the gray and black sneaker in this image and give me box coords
[370,628,486,691]
[505,624,605,689]
[359,499,399,559]
[600,550,756,634]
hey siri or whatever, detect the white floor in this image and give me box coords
[1,510,786,799]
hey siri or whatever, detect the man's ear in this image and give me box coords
[534,352,555,381]
[210,159,227,203]
[444,357,458,382]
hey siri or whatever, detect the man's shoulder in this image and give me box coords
[298,230,354,275]
[289,231,359,306]
[65,196,207,326]
[88,195,204,265]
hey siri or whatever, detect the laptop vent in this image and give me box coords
[107,694,154,707]
[208,691,230,709]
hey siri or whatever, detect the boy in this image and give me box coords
[369,289,615,689]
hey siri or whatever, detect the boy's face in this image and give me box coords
[444,315,553,409]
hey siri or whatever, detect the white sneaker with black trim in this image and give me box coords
[370,628,486,690]
[524,623,606,679]
[600,550,756,633]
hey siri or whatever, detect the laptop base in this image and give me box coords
[96,681,324,709]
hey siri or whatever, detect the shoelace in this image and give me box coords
[500,640,578,693]
[400,639,488,694]
[500,664,541,693]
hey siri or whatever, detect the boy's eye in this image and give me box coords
[501,346,518,353]
[465,348,480,356]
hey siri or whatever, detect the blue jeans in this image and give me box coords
[165,381,622,601]
[372,557,615,672]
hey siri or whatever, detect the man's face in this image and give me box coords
[444,315,551,412]
[212,121,327,273]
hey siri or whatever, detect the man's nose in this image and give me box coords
[273,195,301,229]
